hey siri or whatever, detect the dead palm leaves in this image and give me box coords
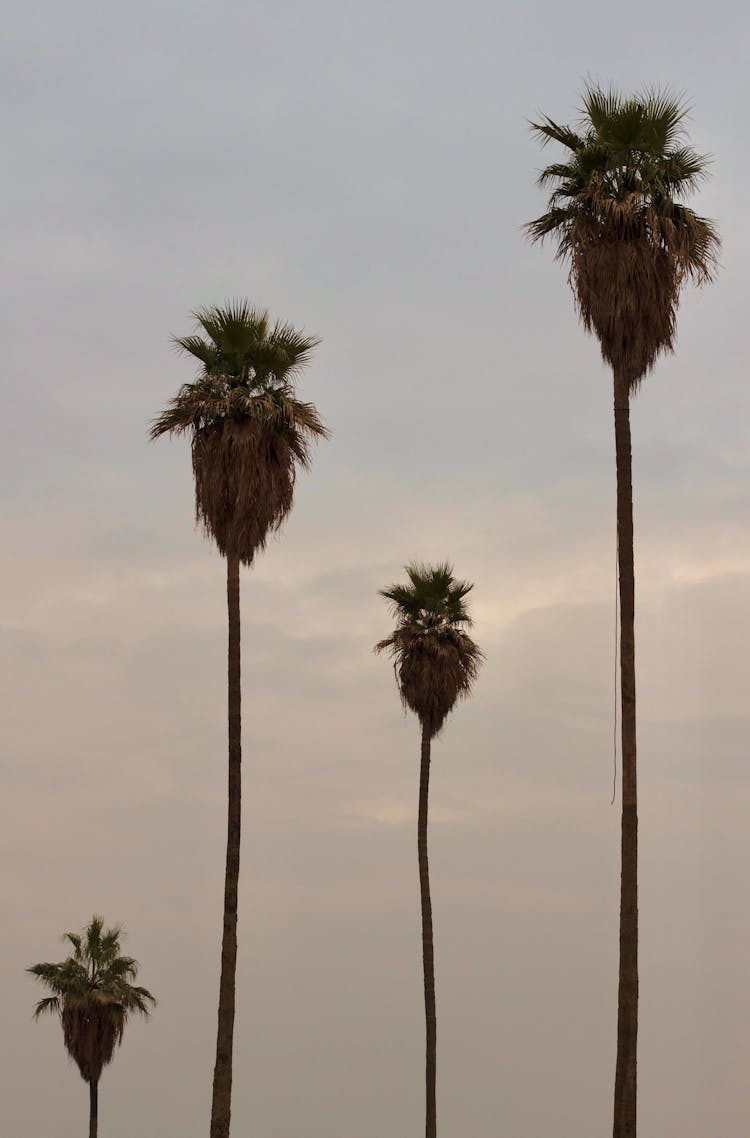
[376,562,482,738]
[151,304,327,564]
[526,85,719,389]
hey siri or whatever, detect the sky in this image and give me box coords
[2,0,749,1135]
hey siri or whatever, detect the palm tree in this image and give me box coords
[526,87,719,1138]
[28,916,155,1138]
[376,563,482,1138]
[151,300,326,1138]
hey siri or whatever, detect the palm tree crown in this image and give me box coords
[526,85,719,388]
[151,300,328,563]
[28,916,155,1084]
[376,562,482,738]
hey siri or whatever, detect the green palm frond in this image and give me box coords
[376,563,482,737]
[583,87,644,148]
[172,335,222,370]
[152,300,326,562]
[64,931,83,957]
[99,957,139,986]
[528,85,715,226]
[266,320,321,377]
[28,960,88,994]
[194,301,270,362]
[525,206,576,257]
[537,161,580,187]
[380,561,474,630]
[526,84,720,387]
[99,925,124,958]
[657,145,709,193]
[582,85,688,154]
[182,302,321,388]
[120,985,157,1014]
[152,301,323,440]
[529,116,584,152]
[28,917,156,1083]
[32,995,61,1019]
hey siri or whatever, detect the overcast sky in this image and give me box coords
[2,1,749,1135]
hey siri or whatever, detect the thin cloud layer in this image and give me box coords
[3,0,748,1135]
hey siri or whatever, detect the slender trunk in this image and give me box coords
[88,1081,98,1138]
[210,552,242,1138]
[612,371,638,1138]
[419,723,437,1138]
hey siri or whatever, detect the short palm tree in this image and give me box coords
[376,563,482,1138]
[527,86,719,1138]
[151,300,326,1138]
[28,916,155,1138]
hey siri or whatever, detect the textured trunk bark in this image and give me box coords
[612,371,639,1138]
[210,552,242,1138]
[89,1081,98,1138]
[419,723,437,1138]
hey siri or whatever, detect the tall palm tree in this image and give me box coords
[28,916,155,1138]
[376,563,482,1138]
[526,86,719,1138]
[151,300,326,1138]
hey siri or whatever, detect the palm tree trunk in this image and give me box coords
[612,370,638,1138]
[88,1080,98,1138]
[210,552,242,1138]
[419,723,437,1138]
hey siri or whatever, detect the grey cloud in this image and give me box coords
[3,0,749,1135]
